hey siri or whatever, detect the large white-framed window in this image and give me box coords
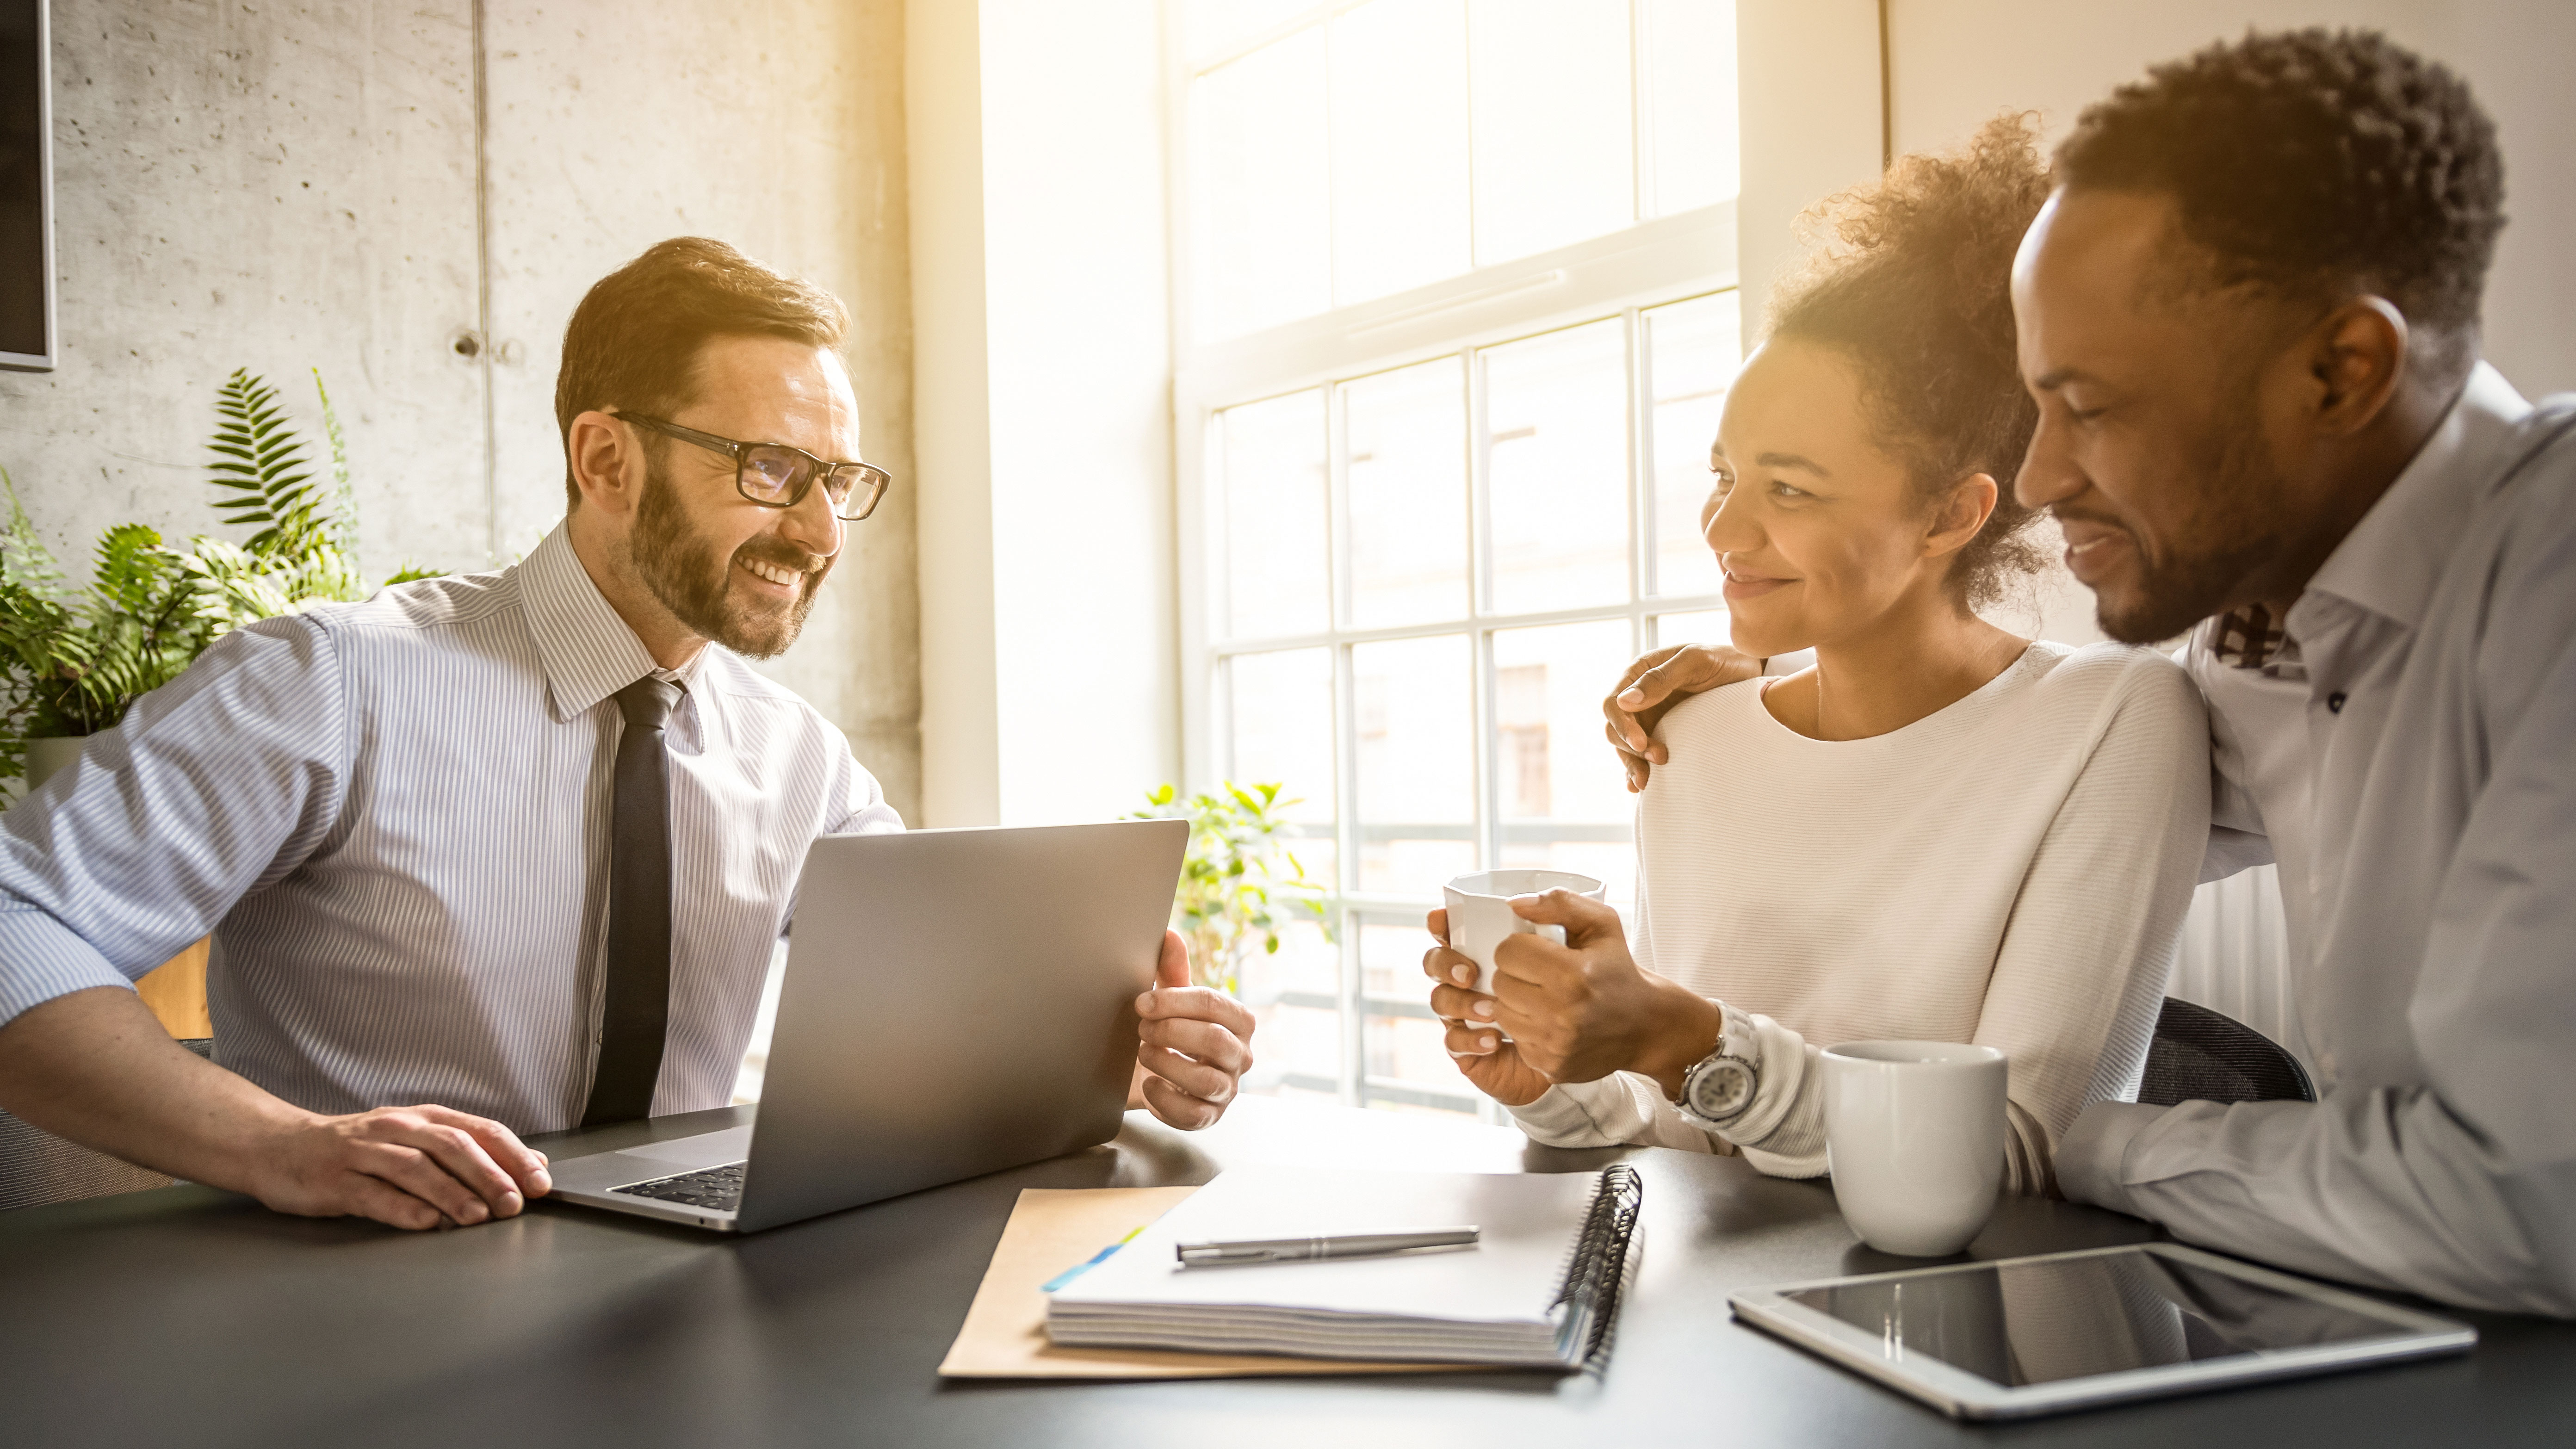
[1170,0,1745,1116]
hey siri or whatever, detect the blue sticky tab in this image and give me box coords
[1041,1226,1147,1293]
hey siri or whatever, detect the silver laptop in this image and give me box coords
[546,818,1187,1232]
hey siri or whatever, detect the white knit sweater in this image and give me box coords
[1507,642,2211,1195]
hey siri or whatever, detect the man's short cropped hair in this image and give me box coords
[554,237,849,508]
[2054,28,2504,381]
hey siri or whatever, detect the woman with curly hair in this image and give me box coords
[1422,117,2211,1196]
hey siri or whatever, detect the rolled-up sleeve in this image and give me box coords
[0,616,348,1027]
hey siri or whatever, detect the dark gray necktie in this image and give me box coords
[582,676,682,1126]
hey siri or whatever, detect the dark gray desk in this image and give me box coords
[2,1095,2568,1448]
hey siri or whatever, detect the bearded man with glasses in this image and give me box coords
[0,237,1253,1232]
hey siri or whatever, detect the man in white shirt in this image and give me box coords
[0,238,1253,1232]
[1603,31,2575,1316]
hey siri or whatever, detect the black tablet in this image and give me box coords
[1730,1243,2474,1420]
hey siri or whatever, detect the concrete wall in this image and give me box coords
[0,0,922,821]
[0,2,487,576]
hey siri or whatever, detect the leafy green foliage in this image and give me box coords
[1132,781,1333,994]
[207,369,329,558]
[0,371,452,780]
[315,369,359,562]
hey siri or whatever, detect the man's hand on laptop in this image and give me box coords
[255,1103,555,1231]
[1130,928,1255,1130]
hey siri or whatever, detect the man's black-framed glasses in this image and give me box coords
[619,413,892,522]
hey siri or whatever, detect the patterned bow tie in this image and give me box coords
[2209,603,2287,670]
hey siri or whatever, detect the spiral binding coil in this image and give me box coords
[1548,1162,1644,1371]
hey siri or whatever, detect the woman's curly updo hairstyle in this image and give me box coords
[1765,114,2053,613]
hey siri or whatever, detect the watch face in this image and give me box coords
[1688,1058,1754,1121]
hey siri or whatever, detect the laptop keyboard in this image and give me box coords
[610,1161,748,1213]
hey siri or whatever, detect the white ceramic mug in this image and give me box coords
[1821,1040,2008,1257]
[1440,869,1607,997]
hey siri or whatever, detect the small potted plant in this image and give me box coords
[1132,781,1333,996]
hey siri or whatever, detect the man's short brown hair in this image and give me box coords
[553,237,850,508]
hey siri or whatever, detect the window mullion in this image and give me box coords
[1333,638,1362,1108]
[1627,0,1648,225]
[1627,305,1651,604]
[1466,346,1501,880]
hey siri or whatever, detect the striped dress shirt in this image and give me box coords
[0,526,901,1132]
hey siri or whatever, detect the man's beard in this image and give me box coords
[629,456,828,660]
[2093,392,2290,645]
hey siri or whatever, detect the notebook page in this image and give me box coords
[1051,1168,1604,1326]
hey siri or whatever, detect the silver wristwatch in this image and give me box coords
[1675,1004,1761,1129]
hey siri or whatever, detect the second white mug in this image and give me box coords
[1440,869,1606,996]
[1821,1040,2008,1257]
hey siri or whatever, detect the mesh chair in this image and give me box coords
[0,1038,211,1212]
[2138,998,2315,1108]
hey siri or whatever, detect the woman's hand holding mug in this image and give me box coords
[1424,881,1721,1106]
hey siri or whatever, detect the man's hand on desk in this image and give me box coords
[0,985,551,1233]
[1128,928,1255,1131]
[256,1103,553,1232]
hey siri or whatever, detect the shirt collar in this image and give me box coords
[519,524,694,723]
[2298,361,2532,631]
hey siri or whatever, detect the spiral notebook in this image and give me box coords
[1044,1165,1642,1370]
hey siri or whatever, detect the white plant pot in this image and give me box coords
[22,735,89,792]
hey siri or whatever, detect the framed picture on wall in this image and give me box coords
[1,0,56,373]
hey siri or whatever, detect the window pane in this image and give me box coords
[1221,390,1330,638]
[1352,634,1476,895]
[1183,0,1317,64]
[1364,1013,1476,1098]
[1331,0,1472,305]
[1359,917,1434,999]
[1246,915,1339,999]
[1653,608,1729,650]
[1492,619,1636,906]
[1485,318,1631,615]
[1344,357,1468,629]
[1640,0,1740,215]
[1468,0,1635,264]
[1647,291,1741,598]
[1251,1001,1344,1089]
[1228,646,1335,825]
[1194,31,1331,340]
[1491,619,1634,824]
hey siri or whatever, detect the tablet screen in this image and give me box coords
[1785,1248,2407,1387]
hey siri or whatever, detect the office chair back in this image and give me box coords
[2138,998,2315,1108]
[0,1038,210,1212]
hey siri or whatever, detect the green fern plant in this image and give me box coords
[0,369,446,781]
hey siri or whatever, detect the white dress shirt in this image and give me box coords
[0,525,901,1132]
[2058,364,2576,1316]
